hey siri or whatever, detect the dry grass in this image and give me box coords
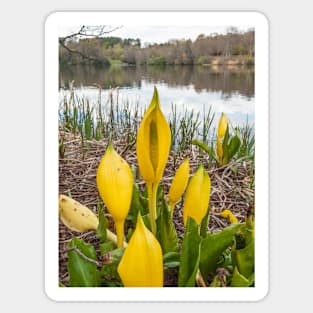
[58,129,254,286]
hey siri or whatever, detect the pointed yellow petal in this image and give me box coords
[183,164,211,225]
[217,112,228,139]
[117,214,163,287]
[96,143,133,222]
[168,158,190,206]
[136,87,171,185]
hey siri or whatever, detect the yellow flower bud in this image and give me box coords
[96,143,133,247]
[136,87,171,185]
[168,158,190,209]
[217,138,223,165]
[217,112,228,139]
[183,164,211,225]
[220,209,239,224]
[117,213,163,287]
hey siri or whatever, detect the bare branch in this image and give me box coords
[60,25,122,41]
[59,25,122,64]
[59,39,103,63]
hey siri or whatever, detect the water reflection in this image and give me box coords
[59,64,254,127]
[60,65,254,99]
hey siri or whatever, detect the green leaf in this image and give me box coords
[200,209,210,238]
[163,252,180,268]
[126,227,134,241]
[232,216,255,278]
[192,139,217,161]
[96,204,107,243]
[128,182,145,224]
[226,135,241,162]
[127,179,149,225]
[100,241,116,255]
[101,248,125,281]
[156,198,178,254]
[67,238,100,287]
[199,223,243,279]
[230,267,254,287]
[232,240,254,278]
[245,215,255,246]
[178,217,202,287]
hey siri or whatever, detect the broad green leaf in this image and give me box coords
[100,241,116,255]
[68,238,100,287]
[232,240,254,278]
[200,209,210,238]
[245,215,255,245]
[140,185,149,213]
[96,204,107,243]
[141,214,151,231]
[163,252,180,268]
[230,267,254,287]
[156,198,178,254]
[178,217,202,287]
[199,223,243,279]
[101,248,125,281]
[192,139,217,161]
[126,227,134,241]
[128,181,146,224]
[232,216,255,278]
[226,135,241,162]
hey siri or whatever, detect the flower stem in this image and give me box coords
[106,229,127,247]
[147,182,157,235]
[115,220,125,248]
[169,201,175,216]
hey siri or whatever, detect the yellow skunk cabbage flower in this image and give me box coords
[168,158,190,212]
[217,112,228,139]
[137,87,171,184]
[217,113,228,165]
[118,213,163,287]
[96,143,133,247]
[136,87,171,234]
[220,209,239,224]
[183,164,211,225]
[217,138,223,165]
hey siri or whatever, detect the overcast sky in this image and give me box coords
[59,25,253,45]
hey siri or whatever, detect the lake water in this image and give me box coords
[59,65,254,128]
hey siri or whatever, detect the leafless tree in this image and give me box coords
[59,25,122,64]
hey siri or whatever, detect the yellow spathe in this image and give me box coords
[136,87,171,185]
[217,138,223,165]
[96,143,133,247]
[217,112,228,139]
[168,158,190,208]
[118,214,163,287]
[183,164,211,225]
